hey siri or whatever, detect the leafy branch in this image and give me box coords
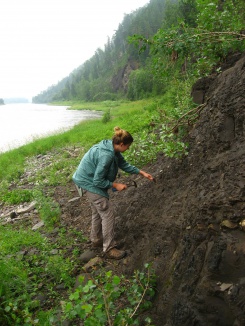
[62,264,156,325]
[170,97,211,132]
[130,30,245,56]
[127,264,153,324]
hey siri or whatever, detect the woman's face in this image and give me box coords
[119,142,131,152]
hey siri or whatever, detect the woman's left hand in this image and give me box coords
[139,170,155,181]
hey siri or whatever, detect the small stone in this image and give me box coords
[68,197,80,203]
[239,219,245,231]
[220,283,232,292]
[32,221,44,230]
[83,257,103,272]
[208,224,220,232]
[220,220,238,229]
[16,201,36,214]
[50,249,59,255]
[78,250,97,263]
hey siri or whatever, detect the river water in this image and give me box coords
[0,103,101,153]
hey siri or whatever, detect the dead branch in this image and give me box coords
[170,97,211,132]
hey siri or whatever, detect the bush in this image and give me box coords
[62,263,156,325]
[102,109,111,123]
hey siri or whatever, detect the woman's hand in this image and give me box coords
[112,182,127,191]
[139,170,155,181]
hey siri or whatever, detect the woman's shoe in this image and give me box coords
[105,248,126,260]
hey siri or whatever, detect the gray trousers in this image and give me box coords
[86,191,116,252]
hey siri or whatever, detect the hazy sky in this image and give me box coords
[0,0,149,100]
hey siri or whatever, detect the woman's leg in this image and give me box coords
[86,192,116,252]
[89,201,103,243]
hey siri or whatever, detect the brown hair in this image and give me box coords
[112,126,133,145]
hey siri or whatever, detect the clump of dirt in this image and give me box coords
[1,52,244,325]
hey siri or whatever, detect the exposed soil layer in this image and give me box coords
[1,52,245,325]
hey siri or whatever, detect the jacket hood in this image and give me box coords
[98,139,114,153]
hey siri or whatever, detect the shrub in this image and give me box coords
[102,109,111,123]
[62,263,156,325]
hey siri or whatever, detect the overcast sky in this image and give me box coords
[0,0,149,100]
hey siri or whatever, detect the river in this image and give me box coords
[0,103,101,153]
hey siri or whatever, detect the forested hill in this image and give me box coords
[32,0,165,104]
[32,0,245,104]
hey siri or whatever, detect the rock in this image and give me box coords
[55,283,67,290]
[219,283,233,292]
[220,220,238,229]
[239,219,245,231]
[50,249,59,255]
[82,257,103,272]
[78,250,97,263]
[33,293,48,307]
[16,201,37,214]
[32,221,44,230]
[68,197,80,203]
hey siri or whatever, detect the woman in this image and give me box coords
[72,126,154,259]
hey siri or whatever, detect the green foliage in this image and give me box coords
[62,263,156,325]
[0,228,47,325]
[0,225,78,325]
[0,188,33,204]
[0,151,25,181]
[179,0,198,27]
[125,130,162,166]
[125,128,188,168]
[130,0,245,78]
[33,189,61,226]
[102,108,111,123]
[127,69,154,100]
[125,78,194,166]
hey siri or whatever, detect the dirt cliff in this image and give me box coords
[108,52,245,325]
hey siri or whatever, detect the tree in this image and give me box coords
[130,0,245,79]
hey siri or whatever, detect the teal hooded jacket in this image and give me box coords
[72,140,140,198]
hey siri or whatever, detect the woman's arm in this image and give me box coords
[139,170,154,181]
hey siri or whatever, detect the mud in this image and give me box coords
[1,52,245,325]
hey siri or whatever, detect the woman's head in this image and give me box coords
[112,126,133,145]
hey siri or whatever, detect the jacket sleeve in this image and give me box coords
[93,153,114,189]
[117,153,140,174]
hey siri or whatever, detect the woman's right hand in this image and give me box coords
[112,183,127,191]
